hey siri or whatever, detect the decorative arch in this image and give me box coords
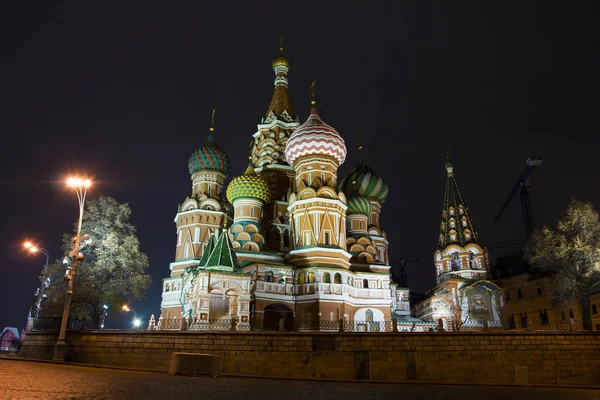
[323,272,331,283]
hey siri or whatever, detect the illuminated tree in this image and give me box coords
[431,288,472,331]
[525,200,600,330]
[43,196,151,328]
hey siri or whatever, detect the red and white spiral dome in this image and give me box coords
[285,108,347,167]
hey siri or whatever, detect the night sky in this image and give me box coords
[1,1,598,330]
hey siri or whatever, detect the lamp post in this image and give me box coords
[53,177,92,361]
[23,242,51,319]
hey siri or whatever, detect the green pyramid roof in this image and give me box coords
[438,158,479,249]
[198,232,217,267]
[204,229,240,271]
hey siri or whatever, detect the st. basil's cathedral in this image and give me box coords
[157,45,503,331]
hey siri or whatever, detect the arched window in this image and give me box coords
[307,272,315,283]
[298,273,305,284]
[334,273,342,284]
[165,284,170,292]
[451,253,461,271]
[366,309,373,322]
[265,271,273,283]
[171,283,176,291]
[323,272,331,283]
[283,230,289,249]
[363,279,369,288]
[278,276,285,284]
[469,252,475,268]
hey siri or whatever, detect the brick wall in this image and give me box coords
[19,331,600,385]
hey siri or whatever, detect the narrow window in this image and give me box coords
[363,279,369,288]
[325,232,330,245]
[194,227,200,242]
[184,243,190,258]
[366,309,373,322]
[207,185,212,196]
[505,292,510,302]
[593,304,598,315]
[569,310,574,319]
[517,288,523,299]
[323,272,331,283]
[537,287,542,296]
[250,207,255,217]
[330,312,334,321]
[561,311,566,321]
[321,173,325,183]
[359,220,363,230]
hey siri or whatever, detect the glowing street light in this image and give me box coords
[54,177,92,361]
[133,319,141,328]
[122,305,130,312]
[23,241,51,319]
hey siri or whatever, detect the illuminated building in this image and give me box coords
[158,46,409,331]
[413,159,503,329]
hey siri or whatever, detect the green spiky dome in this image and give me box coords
[347,196,373,215]
[188,130,230,175]
[339,161,388,203]
[226,164,271,204]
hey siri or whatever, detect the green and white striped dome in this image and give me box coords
[347,196,373,215]
[339,161,388,202]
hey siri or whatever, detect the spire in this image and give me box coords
[356,129,364,162]
[204,228,240,271]
[438,159,478,249]
[198,230,218,266]
[265,39,296,122]
[310,80,316,108]
[208,109,216,141]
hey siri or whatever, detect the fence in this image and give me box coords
[28,316,598,333]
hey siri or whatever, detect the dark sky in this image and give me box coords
[1,1,598,329]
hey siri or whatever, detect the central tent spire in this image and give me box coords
[264,39,297,123]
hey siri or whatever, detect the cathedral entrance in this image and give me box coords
[263,304,294,331]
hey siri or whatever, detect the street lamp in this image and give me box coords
[53,177,92,361]
[23,242,51,319]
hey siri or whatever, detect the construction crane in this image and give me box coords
[493,156,542,238]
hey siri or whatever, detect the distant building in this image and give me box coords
[494,253,600,330]
[0,327,20,353]
[413,159,503,329]
[157,47,409,331]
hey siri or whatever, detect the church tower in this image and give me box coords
[172,116,232,273]
[284,92,351,268]
[434,158,490,283]
[339,159,389,265]
[226,157,271,252]
[413,158,502,329]
[251,42,299,252]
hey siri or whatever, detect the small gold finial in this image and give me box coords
[210,109,216,132]
[356,129,364,160]
[310,80,316,106]
[223,216,228,229]
[279,36,284,52]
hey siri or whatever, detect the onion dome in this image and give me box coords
[188,124,230,175]
[347,196,373,215]
[285,107,347,167]
[338,160,388,203]
[226,164,271,204]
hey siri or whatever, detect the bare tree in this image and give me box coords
[525,200,600,330]
[431,287,472,331]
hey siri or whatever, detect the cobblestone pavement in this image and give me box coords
[1,360,599,400]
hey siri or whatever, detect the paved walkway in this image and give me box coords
[1,359,599,400]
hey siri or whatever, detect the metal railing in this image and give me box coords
[27,316,599,333]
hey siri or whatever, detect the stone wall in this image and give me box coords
[20,330,600,385]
